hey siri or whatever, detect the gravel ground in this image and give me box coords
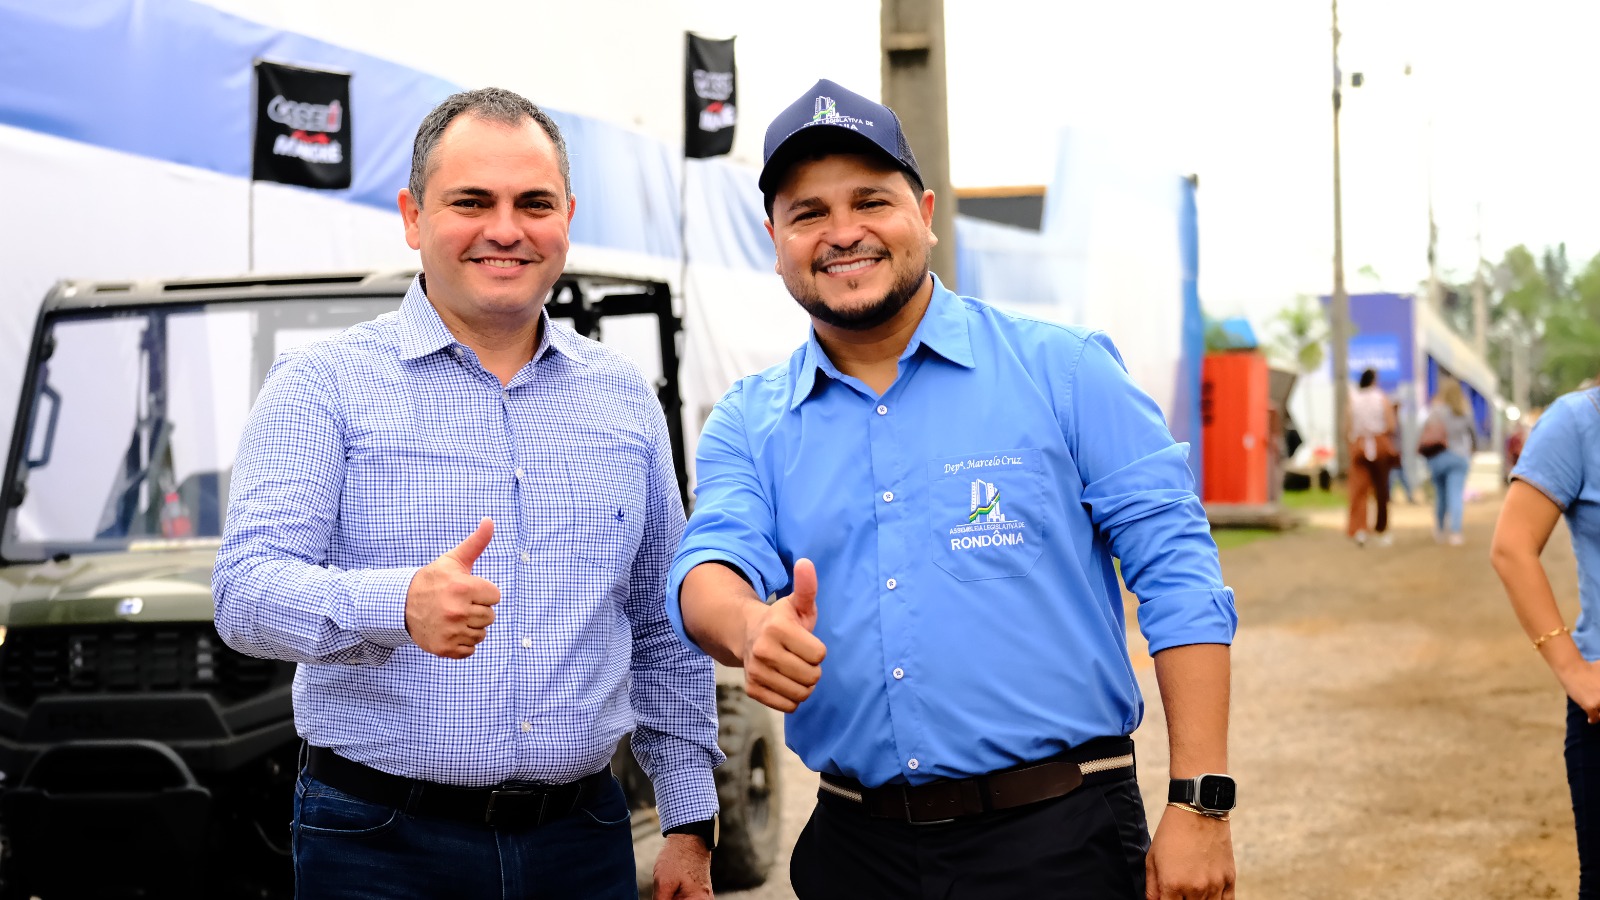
[698,458,1582,899]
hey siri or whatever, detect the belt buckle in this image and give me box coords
[484,788,545,827]
[903,785,958,826]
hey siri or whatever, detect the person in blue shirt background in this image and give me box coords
[668,79,1239,900]
[214,88,719,899]
[1492,385,1600,896]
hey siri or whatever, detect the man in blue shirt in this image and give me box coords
[669,80,1239,899]
[214,88,719,899]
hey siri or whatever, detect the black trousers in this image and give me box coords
[790,772,1149,900]
[1568,699,1600,898]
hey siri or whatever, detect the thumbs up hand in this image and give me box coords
[405,518,502,659]
[741,558,827,712]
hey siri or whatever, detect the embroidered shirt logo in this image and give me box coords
[969,479,1003,523]
[948,476,1027,551]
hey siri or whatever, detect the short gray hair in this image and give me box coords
[408,87,572,204]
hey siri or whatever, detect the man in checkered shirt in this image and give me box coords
[214,87,721,899]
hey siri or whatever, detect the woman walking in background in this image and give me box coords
[1422,378,1477,545]
[1347,368,1397,546]
[1491,385,1600,896]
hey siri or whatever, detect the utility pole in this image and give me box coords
[881,0,957,287]
[1426,123,1440,312]
[1472,204,1489,356]
[1329,0,1352,478]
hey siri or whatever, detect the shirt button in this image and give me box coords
[892,667,905,680]
[451,347,463,357]
[520,551,530,563]
[514,467,525,479]
[886,578,897,590]
[521,637,533,649]
[876,405,888,416]
[882,491,894,502]
[520,722,531,733]
[907,758,919,770]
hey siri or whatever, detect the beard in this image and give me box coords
[784,245,930,331]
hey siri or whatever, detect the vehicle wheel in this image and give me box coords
[710,685,782,890]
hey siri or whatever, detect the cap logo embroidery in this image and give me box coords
[807,94,873,131]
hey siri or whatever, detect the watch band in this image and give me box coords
[1167,774,1236,814]
[663,817,718,851]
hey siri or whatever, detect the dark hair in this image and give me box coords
[1359,368,1378,388]
[761,130,924,218]
[409,87,571,204]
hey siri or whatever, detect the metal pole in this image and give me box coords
[1472,204,1489,356]
[1329,0,1352,479]
[881,0,957,288]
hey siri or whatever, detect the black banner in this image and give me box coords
[252,60,352,189]
[684,33,736,159]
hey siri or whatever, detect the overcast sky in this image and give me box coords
[214,0,1600,331]
[942,0,1600,326]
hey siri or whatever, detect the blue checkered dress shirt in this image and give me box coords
[214,276,721,830]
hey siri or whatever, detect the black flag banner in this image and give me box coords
[252,60,352,189]
[684,33,736,159]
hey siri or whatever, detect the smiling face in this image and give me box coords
[398,114,574,333]
[765,151,937,332]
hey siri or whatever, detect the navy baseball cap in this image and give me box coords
[758,78,923,202]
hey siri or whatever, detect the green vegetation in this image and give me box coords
[1280,487,1346,510]
[1265,294,1328,375]
[1210,528,1276,551]
[1419,244,1600,403]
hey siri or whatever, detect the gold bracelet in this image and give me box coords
[1167,802,1230,822]
[1532,626,1571,650]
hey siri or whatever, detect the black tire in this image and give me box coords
[710,685,782,890]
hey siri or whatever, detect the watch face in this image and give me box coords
[1198,775,1236,810]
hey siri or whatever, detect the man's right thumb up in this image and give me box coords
[444,517,494,572]
[789,557,819,631]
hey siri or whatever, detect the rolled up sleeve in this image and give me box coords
[1065,331,1239,652]
[667,385,787,648]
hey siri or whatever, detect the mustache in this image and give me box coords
[811,245,890,272]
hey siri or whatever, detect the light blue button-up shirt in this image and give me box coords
[668,277,1236,788]
[214,277,720,830]
[1512,388,1600,661]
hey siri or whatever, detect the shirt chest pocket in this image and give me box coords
[564,445,650,576]
[926,449,1049,581]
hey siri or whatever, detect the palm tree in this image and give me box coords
[1268,295,1328,374]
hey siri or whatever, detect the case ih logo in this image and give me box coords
[267,95,345,165]
[252,61,352,188]
[266,95,342,133]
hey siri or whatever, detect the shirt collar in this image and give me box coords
[790,273,974,410]
[395,273,583,367]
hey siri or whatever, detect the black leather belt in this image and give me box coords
[305,745,611,828]
[819,736,1135,824]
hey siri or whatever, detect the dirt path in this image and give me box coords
[723,464,1584,899]
[1210,481,1580,898]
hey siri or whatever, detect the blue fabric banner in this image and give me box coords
[0,0,686,259]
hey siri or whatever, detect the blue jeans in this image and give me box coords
[292,769,638,899]
[1427,450,1470,534]
[1569,699,1600,897]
